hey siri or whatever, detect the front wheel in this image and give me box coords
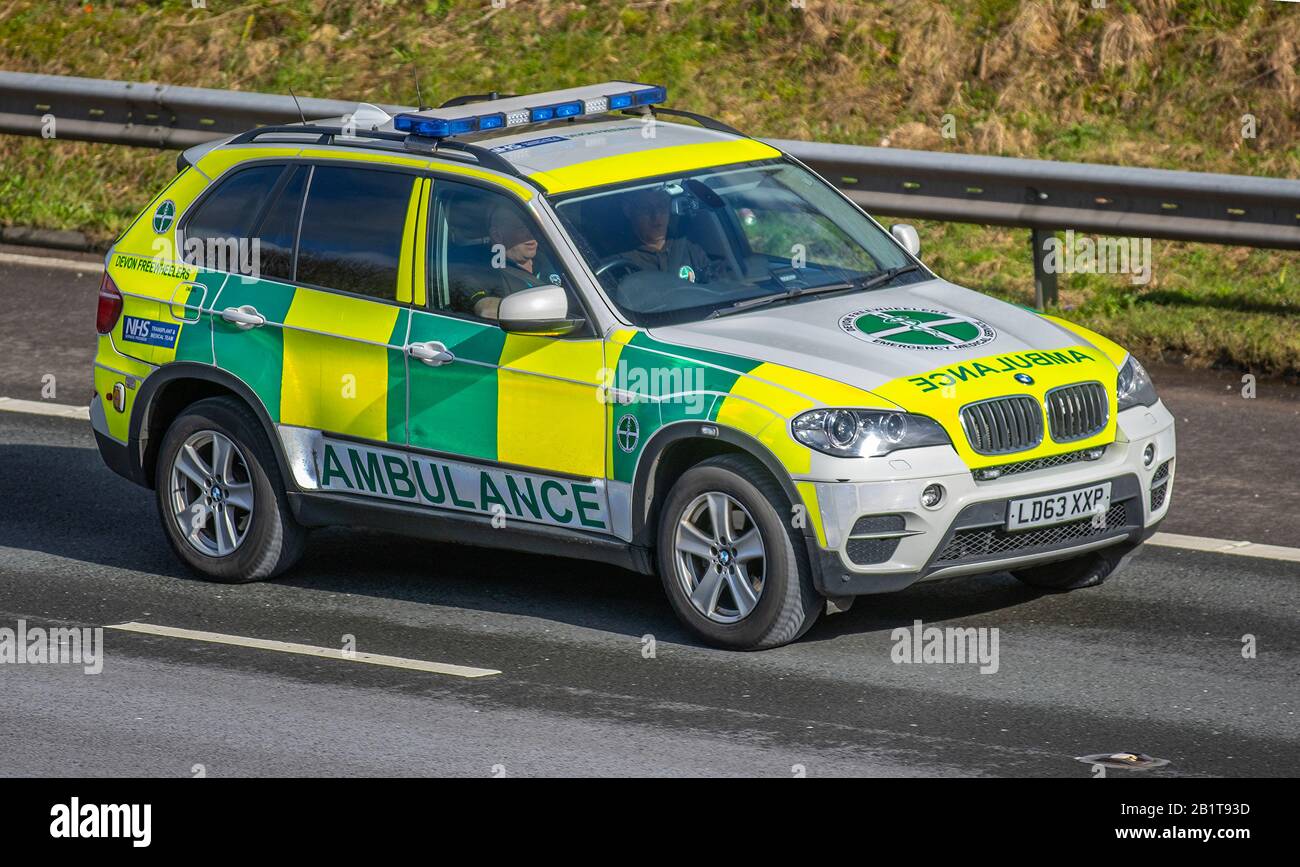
[656,454,821,649]
[155,396,306,583]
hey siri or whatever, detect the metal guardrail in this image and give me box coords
[3,71,1299,307]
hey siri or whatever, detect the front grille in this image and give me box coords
[1150,459,1172,512]
[960,395,1043,455]
[846,514,907,565]
[1046,382,1108,442]
[935,501,1130,564]
[973,446,1106,480]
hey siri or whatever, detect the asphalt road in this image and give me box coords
[0,411,1296,777]
[1,246,1297,777]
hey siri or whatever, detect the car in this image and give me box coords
[90,81,1176,650]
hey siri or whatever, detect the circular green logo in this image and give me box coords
[616,413,640,453]
[678,265,696,283]
[152,200,176,233]
[839,306,995,351]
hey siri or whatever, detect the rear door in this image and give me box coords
[202,161,419,447]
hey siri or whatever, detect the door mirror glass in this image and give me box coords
[498,284,584,336]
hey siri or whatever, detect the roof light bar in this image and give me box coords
[394,82,666,140]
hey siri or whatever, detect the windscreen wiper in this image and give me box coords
[707,264,919,319]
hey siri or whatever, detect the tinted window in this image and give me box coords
[184,164,285,273]
[250,166,306,282]
[296,166,415,300]
[430,181,572,322]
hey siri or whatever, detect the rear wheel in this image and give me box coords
[155,396,305,582]
[656,454,821,649]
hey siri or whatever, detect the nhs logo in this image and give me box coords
[121,315,179,348]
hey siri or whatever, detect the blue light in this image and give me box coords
[608,93,633,110]
[478,113,506,130]
[447,117,478,135]
[633,86,667,105]
[554,101,583,118]
[530,106,555,122]
[394,114,452,137]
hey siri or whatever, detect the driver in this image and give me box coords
[617,187,730,283]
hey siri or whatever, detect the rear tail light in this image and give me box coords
[96,272,123,334]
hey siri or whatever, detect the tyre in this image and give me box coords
[656,454,822,649]
[1010,540,1141,591]
[154,396,306,583]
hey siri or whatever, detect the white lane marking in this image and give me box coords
[107,622,501,678]
[1149,532,1300,564]
[0,252,104,273]
[0,397,90,420]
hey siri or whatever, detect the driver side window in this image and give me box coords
[427,181,572,323]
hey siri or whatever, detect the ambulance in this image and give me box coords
[91,82,1175,648]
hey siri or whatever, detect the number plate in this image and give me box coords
[1006,482,1111,531]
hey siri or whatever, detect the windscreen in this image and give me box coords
[551,159,923,326]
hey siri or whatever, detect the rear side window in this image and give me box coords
[184,164,285,272]
[296,166,415,300]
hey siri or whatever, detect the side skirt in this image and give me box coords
[288,490,656,575]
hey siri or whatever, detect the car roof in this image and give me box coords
[190,108,783,197]
[449,116,784,194]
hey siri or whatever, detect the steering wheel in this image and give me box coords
[594,256,638,279]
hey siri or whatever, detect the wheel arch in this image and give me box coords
[630,421,810,549]
[130,363,292,491]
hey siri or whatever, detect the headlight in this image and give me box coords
[791,409,951,458]
[1116,355,1158,410]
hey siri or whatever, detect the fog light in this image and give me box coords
[1143,443,1156,468]
[920,483,945,509]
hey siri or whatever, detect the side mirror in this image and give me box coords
[498,284,585,336]
[891,223,921,257]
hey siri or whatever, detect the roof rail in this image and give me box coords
[438,91,517,109]
[624,106,745,137]
[223,124,546,192]
[226,124,407,146]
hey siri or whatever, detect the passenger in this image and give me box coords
[457,204,548,319]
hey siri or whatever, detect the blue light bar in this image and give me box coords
[394,83,668,140]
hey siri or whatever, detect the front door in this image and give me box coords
[404,178,610,534]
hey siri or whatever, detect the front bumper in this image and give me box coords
[804,400,1176,596]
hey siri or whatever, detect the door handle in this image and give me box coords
[220,305,266,330]
[406,341,455,366]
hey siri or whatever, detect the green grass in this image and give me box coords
[1,0,1297,374]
